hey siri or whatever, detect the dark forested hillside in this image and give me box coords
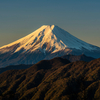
[0,57,100,100]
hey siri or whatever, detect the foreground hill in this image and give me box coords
[0,57,100,100]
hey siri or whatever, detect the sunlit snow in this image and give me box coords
[0,25,98,54]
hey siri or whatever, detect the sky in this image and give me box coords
[0,0,100,47]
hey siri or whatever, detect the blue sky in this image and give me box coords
[0,0,100,47]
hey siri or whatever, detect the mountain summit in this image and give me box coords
[0,25,99,54]
[0,25,100,67]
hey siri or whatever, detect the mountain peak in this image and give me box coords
[0,25,100,67]
[42,24,56,27]
[40,25,57,31]
[0,24,99,54]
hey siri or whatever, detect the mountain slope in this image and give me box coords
[0,25,99,53]
[0,64,33,74]
[0,57,100,100]
[61,54,95,62]
[0,54,94,74]
[0,25,100,67]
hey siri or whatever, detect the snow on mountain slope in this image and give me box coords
[0,25,98,54]
[0,25,100,68]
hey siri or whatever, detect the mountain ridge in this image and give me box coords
[0,54,95,74]
[61,54,95,62]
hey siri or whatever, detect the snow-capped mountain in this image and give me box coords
[0,25,100,67]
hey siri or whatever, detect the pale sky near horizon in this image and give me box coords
[0,0,100,47]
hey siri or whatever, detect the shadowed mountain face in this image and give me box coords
[0,64,33,74]
[0,57,100,100]
[61,54,95,62]
[0,25,100,68]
